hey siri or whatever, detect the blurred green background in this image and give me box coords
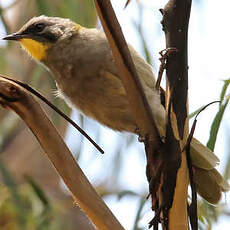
[0,0,229,230]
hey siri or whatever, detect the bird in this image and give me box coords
[3,15,229,204]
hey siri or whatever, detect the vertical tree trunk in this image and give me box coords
[161,0,192,229]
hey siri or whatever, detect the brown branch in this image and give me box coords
[93,0,160,140]
[0,76,124,230]
[160,0,192,229]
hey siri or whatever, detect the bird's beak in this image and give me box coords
[2,32,24,41]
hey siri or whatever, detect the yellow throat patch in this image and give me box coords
[20,38,50,61]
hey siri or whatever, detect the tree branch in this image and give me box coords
[160,0,192,229]
[0,76,125,230]
[93,0,160,140]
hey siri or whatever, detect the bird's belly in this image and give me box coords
[54,68,137,133]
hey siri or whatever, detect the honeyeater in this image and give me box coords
[3,15,229,203]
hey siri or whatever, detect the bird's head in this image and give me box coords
[3,15,81,61]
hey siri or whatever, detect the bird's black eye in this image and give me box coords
[33,23,46,32]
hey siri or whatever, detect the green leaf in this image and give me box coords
[189,105,207,119]
[220,79,230,104]
[133,197,147,230]
[206,80,230,151]
[24,175,50,209]
[190,79,229,119]
[117,190,138,200]
[207,97,230,151]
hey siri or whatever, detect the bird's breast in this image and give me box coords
[47,58,137,132]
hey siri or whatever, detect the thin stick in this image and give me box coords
[0,75,104,154]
